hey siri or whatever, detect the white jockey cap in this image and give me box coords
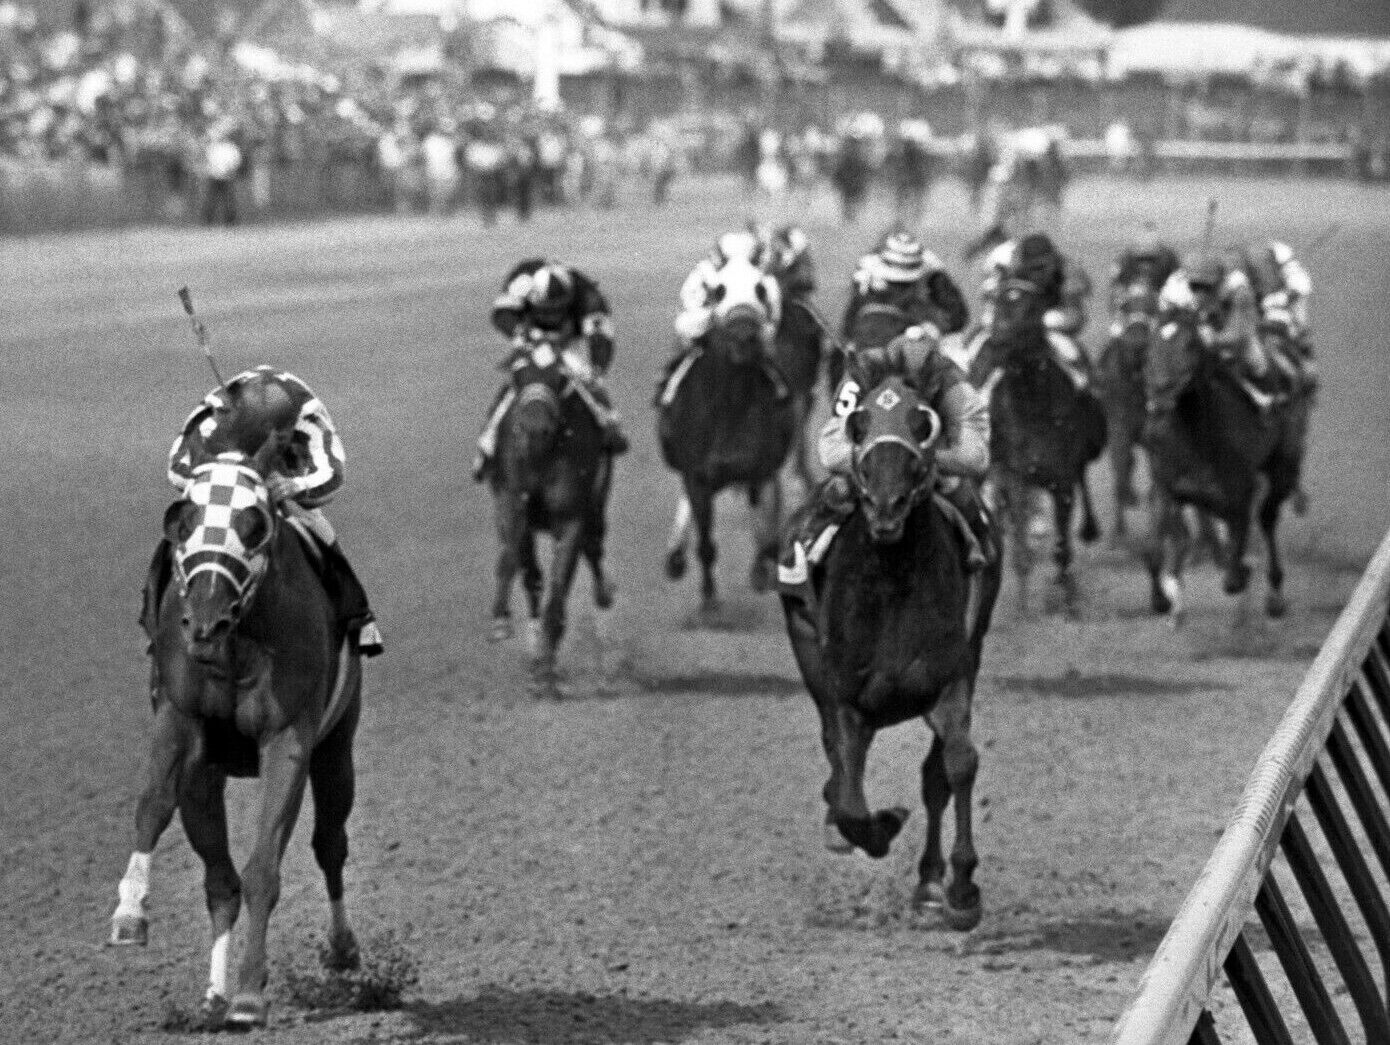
[717,230,761,265]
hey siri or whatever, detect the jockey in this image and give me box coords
[1157,251,1267,381]
[1108,224,1180,335]
[781,324,994,592]
[673,229,782,348]
[472,258,628,482]
[766,224,816,300]
[840,230,970,349]
[145,366,384,661]
[1242,239,1317,393]
[978,231,1093,388]
[657,229,784,404]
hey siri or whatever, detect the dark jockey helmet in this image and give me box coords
[526,263,578,332]
[1010,232,1064,292]
[1183,251,1227,294]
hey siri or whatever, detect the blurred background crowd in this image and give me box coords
[0,0,1386,234]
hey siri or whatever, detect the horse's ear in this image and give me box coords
[163,500,191,542]
[845,406,869,445]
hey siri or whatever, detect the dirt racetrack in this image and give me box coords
[1,174,1388,1045]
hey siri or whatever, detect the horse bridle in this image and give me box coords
[172,461,277,618]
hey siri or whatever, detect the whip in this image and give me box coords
[177,286,227,393]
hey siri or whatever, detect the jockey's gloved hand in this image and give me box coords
[266,473,297,504]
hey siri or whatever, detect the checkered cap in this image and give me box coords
[176,456,273,594]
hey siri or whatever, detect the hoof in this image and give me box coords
[228,992,269,1029]
[1266,591,1289,619]
[664,547,687,581]
[109,914,148,947]
[199,991,230,1031]
[324,931,361,973]
[942,894,983,932]
[594,577,616,610]
[822,819,854,855]
[1079,518,1101,544]
[1223,563,1252,596]
[912,879,945,911]
[489,617,513,643]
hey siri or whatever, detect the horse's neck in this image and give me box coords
[703,352,767,417]
[239,527,320,644]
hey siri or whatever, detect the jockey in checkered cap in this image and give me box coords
[840,230,970,352]
[146,366,383,660]
[472,258,628,483]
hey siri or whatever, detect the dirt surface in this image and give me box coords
[1,175,1387,1045]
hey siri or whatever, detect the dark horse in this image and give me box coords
[1095,281,1160,543]
[659,257,796,612]
[111,430,362,1030]
[969,276,1106,612]
[781,364,1001,928]
[1141,316,1307,624]
[488,336,614,696]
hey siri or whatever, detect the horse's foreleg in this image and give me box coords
[1051,487,1078,612]
[491,499,524,641]
[1108,430,1135,541]
[229,728,311,1029]
[535,518,585,694]
[583,471,615,611]
[1222,509,1254,597]
[823,691,908,859]
[1077,471,1101,545]
[748,476,782,594]
[310,700,361,972]
[914,733,948,909]
[176,758,240,1026]
[664,492,693,581]
[1258,484,1290,618]
[1147,491,1190,625]
[687,483,719,611]
[927,678,982,931]
[1000,475,1034,613]
[112,700,193,946]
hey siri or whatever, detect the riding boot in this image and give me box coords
[472,384,515,483]
[584,381,630,456]
[777,474,856,600]
[654,343,699,408]
[941,480,996,570]
[314,539,384,657]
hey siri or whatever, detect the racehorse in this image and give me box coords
[781,363,1001,928]
[969,275,1106,613]
[110,430,363,1030]
[1141,316,1307,624]
[659,256,797,612]
[1095,281,1160,542]
[488,334,615,696]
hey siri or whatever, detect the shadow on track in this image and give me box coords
[401,987,785,1044]
[987,671,1227,700]
[971,908,1171,963]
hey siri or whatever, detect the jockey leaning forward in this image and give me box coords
[976,231,1094,388]
[1240,239,1318,396]
[780,324,995,596]
[657,229,785,402]
[1156,251,1269,382]
[142,366,384,688]
[840,229,970,356]
[1108,222,1180,338]
[473,258,629,482]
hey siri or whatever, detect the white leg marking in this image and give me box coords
[208,931,232,998]
[1160,572,1184,624]
[115,852,151,919]
[667,494,692,553]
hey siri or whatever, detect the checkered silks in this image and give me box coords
[175,458,275,597]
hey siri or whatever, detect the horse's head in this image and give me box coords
[1143,312,1202,417]
[844,369,942,544]
[990,275,1050,341]
[706,256,774,366]
[505,335,568,464]
[166,433,281,663]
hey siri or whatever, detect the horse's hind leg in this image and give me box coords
[534,519,585,695]
[310,698,361,972]
[1077,471,1101,545]
[664,492,693,581]
[927,678,982,931]
[177,758,241,1027]
[913,733,948,909]
[229,728,311,1029]
[1108,431,1136,543]
[112,701,193,946]
[1258,482,1291,618]
[1050,486,1079,613]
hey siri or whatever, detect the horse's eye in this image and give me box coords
[711,285,726,303]
[755,283,769,305]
